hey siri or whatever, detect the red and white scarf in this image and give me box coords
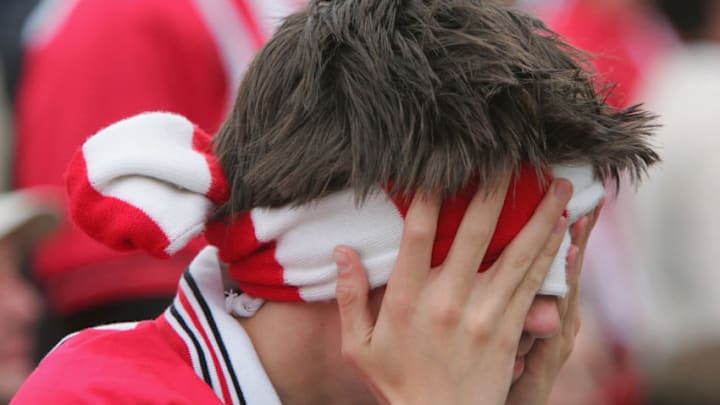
[66,112,604,315]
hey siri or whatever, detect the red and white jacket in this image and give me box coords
[11,247,281,405]
[14,0,299,313]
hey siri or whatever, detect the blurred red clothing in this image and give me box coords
[14,0,297,314]
[543,0,672,107]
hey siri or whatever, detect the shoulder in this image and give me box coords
[11,321,222,405]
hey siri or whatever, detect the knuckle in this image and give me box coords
[431,299,464,328]
[465,313,494,340]
[403,223,434,244]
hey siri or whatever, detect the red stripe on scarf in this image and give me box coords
[66,149,172,258]
[390,163,550,270]
[206,213,302,301]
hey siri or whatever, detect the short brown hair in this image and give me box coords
[214,0,658,215]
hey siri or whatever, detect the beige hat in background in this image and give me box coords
[0,188,60,247]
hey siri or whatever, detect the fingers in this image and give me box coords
[487,179,573,293]
[565,243,582,300]
[386,192,441,295]
[571,215,593,249]
[571,198,603,249]
[439,173,511,298]
[567,208,596,295]
[560,210,595,323]
[561,245,582,338]
[335,246,373,363]
[499,215,568,328]
[557,213,592,339]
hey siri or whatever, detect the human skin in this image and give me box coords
[334,177,588,405]
[240,176,599,404]
[543,309,615,405]
[505,207,600,405]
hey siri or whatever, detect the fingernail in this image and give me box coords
[334,249,351,274]
[554,217,566,234]
[554,180,572,200]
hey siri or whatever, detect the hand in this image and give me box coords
[333,177,573,405]
[505,202,603,405]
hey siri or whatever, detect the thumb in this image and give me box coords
[334,246,373,364]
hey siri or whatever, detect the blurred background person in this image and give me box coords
[12,0,301,359]
[628,0,720,383]
[0,189,58,404]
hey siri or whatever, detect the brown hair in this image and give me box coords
[214,0,658,215]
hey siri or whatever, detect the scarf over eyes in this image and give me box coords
[66,112,604,315]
